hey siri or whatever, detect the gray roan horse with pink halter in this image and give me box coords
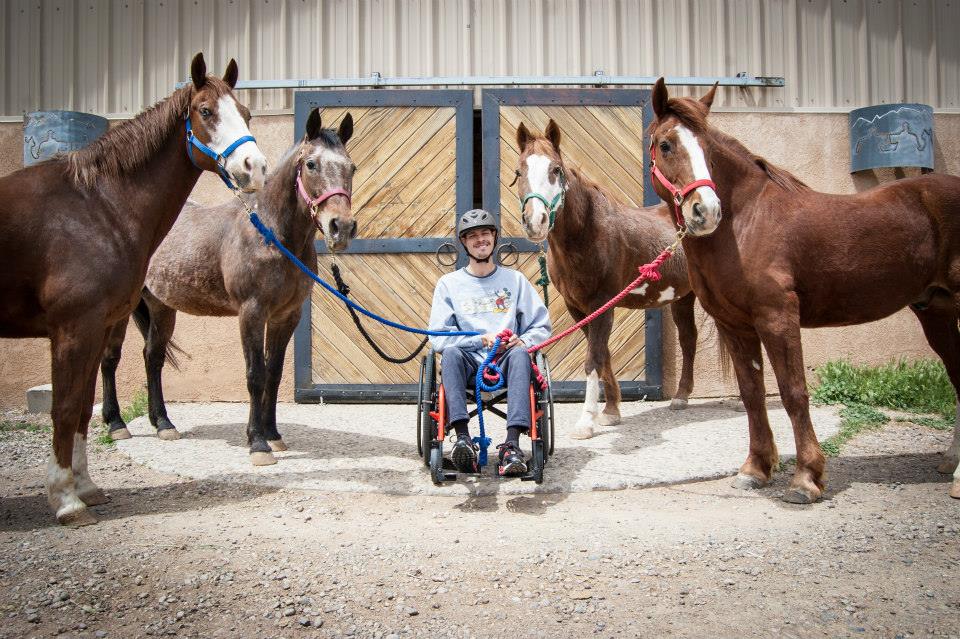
[100,108,356,467]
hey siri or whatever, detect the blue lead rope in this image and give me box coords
[248,212,481,337]
[473,336,506,467]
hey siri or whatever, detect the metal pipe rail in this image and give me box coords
[179,73,784,90]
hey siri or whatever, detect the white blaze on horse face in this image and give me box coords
[210,96,267,192]
[674,124,722,234]
[523,154,560,241]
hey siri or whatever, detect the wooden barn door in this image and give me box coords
[481,89,660,400]
[292,90,473,402]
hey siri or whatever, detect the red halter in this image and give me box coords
[649,144,718,229]
[296,169,351,210]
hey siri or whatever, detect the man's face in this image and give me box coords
[462,227,495,260]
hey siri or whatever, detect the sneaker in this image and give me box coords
[451,437,478,473]
[497,442,527,476]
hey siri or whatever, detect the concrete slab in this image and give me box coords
[26,384,52,414]
[114,399,841,496]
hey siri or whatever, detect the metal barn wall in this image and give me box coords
[1,0,958,118]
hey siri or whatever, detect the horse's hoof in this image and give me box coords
[669,398,688,411]
[597,412,620,426]
[782,485,821,504]
[732,473,766,490]
[569,426,595,440]
[58,507,98,528]
[950,481,960,499]
[157,428,181,441]
[109,427,132,441]
[250,452,277,466]
[936,457,958,474]
[267,439,288,452]
[79,489,109,506]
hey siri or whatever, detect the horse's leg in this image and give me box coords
[568,306,600,440]
[910,304,960,498]
[48,320,106,526]
[100,317,132,440]
[239,302,275,465]
[593,312,622,427]
[142,294,180,440]
[261,310,300,452]
[719,325,780,490]
[753,306,825,504]
[74,335,109,507]
[670,292,698,410]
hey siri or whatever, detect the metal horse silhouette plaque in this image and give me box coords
[849,104,933,173]
[23,110,109,167]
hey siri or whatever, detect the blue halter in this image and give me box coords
[185,116,257,190]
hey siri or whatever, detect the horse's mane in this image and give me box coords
[65,78,233,188]
[655,96,811,194]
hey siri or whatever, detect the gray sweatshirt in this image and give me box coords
[428,266,552,362]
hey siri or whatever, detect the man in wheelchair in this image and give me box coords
[428,209,552,476]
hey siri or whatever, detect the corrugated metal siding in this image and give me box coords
[1,0,958,117]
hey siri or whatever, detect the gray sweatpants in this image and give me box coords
[440,346,532,432]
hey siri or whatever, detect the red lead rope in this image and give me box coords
[484,233,685,391]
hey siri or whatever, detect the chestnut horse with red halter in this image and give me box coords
[0,53,267,525]
[514,120,699,439]
[99,108,356,466]
[647,78,960,502]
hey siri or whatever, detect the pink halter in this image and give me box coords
[296,169,351,210]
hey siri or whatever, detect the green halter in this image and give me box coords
[519,168,566,231]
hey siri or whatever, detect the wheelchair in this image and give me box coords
[416,348,555,485]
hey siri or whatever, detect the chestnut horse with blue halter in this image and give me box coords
[514,120,699,439]
[0,53,267,525]
[99,108,356,466]
[647,78,960,502]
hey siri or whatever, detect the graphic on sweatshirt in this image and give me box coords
[460,288,514,315]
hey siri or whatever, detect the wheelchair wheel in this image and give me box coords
[418,353,437,467]
[429,446,445,485]
[530,439,545,484]
[534,352,556,458]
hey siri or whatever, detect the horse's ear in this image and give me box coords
[699,81,718,112]
[516,122,531,151]
[223,58,239,89]
[305,108,322,141]
[652,77,668,119]
[545,119,561,151]
[338,113,354,145]
[191,52,207,89]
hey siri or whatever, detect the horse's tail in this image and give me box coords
[131,292,187,371]
[716,326,733,381]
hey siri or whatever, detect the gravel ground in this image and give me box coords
[1,405,958,639]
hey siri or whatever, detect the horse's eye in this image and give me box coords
[350,163,357,173]
[659,141,670,153]
[305,160,317,171]
[199,107,212,118]
[552,166,561,175]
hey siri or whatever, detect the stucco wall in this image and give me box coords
[1,110,957,408]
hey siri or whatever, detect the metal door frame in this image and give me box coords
[480,88,662,401]
[292,90,473,403]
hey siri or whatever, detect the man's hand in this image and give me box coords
[504,334,525,351]
[480,332,499,349]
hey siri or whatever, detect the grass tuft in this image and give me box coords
[812,359,955,418]
[819,403,889,457]
[120,389,149,424]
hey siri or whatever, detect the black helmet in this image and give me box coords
[457,209,498,238]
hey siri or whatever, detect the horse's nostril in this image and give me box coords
[330,219,339,237]
[349,221,358,239]
[244,157,253,171]
[693,203,705,222]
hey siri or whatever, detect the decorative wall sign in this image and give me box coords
[849,103,933,172]
[23,110,109,167]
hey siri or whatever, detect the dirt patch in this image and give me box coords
[1,408,958,639]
